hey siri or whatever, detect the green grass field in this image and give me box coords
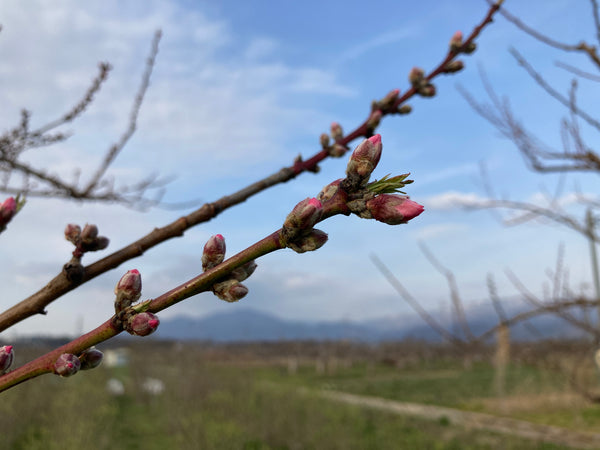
[0,340,597,449]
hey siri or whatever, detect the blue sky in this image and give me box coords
[0,0,597,338]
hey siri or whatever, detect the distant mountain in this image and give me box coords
[155,303,591,342]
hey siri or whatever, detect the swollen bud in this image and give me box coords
[287,229,328,253]
[320,133,330,149]
[202,234,226,271]
[213,279,249,303]
[449,30,463,52]
[346,135,383,181]
[79,347,104,370]
[444,60,464,73]
[408,67,425,86]
[231,260,257,282]
[330,122,343,141]
[114,269,142,313]
[0,197,17,230]
[127,312,160,336]
[53,353,81,377]
[378,88,400,110]
[80,224,98,243]
[366,194,424,225]
[0,345,14,374]
[64,224,81,244]
[283,198,323,231]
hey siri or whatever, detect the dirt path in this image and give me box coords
[320,390,600,449]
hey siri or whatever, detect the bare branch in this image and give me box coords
[83,30,161,196]
[370,254,465,346]
[418,242,475,341]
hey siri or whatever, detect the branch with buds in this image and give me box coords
[0,0,502,334]
[0,135,424,392]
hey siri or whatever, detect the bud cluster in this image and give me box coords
[64,223,109,258]
[342,135,424,226]
[408,67,436,98]
[0,197,17,232]
[202,234,256,303]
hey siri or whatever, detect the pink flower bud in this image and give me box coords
[79,347,103,370]
[449,30,463,51]
[53,353,81,377]
[346,135,383,180]
[408,67,425,85]
[127,312,160,336]
[0,197,17,228]
[0,345,14,374]
[202,234,226,271]
[330,122,343,141]
[64,224,81,244]
[287,229,328,253]
[80,224,98,243]
[366,195,424,225]
[283,198,323,231]
[114,269,142,312]
[320,133,330,149]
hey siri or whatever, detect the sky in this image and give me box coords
[0,0,598,338]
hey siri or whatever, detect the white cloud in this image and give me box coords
[334,27,420,65]
[424,191,486,210]
[415,223,469,239]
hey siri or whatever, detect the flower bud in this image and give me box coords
[378,88,400,110]
[202,234,226,271]
[80,224,98,243]
[444,60,464,73]
[0,197,17,229]
[366,110,382,130]
[287,229,328,253]
[320,133,330,149]
[0,345,14,374]
[408,67,425,86]
[318,179,343,203]
[214,279,249,303]
[396,104,412,115]
[114,269,142,313]
[449,30,463,52]
[346,135,383,180]
[328,143,347,158]
[464,42,476,54]
[79,347,104,370]
[283,198,323,231]
[231,260,257,282]
[64,224,81,244]
[366,194,424,225]
[418,84,436,97]
[53,353,81,377]
[330,122,343,141]
[127,312,160,336]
